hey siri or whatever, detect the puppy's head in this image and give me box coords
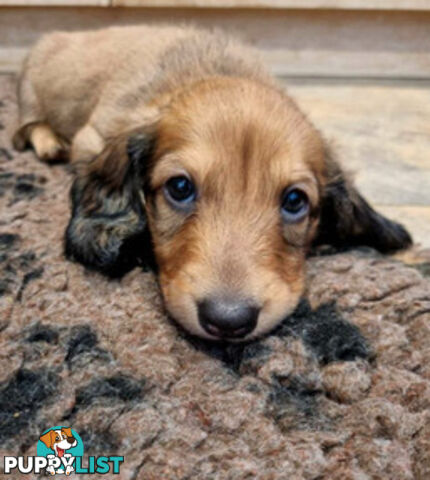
[39,428,77,453]
[66,77,411,341]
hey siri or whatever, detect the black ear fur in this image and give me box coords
[65,132,156,277]
[314,155,412,253]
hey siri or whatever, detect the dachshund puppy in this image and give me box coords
[13,25,412,340]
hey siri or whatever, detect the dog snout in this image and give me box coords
[198,297,260,339]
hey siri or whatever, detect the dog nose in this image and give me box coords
[198,298,259,339]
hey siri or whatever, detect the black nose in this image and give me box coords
[198,298,259,339]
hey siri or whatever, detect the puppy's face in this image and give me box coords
[39,428,77,455]
[66,78,411,341]
[144,79,325,339]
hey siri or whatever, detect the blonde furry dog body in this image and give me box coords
[14,25,268,163]
[13,25,411,341]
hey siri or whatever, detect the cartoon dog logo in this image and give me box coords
[39,427,77,475]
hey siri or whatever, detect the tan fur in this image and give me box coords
[13,25,268,163]
[29,123,67,162]
[146,77,323,338]
[14,25,411,340]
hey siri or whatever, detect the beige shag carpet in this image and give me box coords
[1,74,430,479]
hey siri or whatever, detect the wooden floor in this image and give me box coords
[284,78,430,249]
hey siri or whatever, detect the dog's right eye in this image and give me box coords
[164,176,196,207]
[281,187,309,223]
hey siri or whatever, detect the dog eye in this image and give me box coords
[164,176,196,206]
[281,187,309,222]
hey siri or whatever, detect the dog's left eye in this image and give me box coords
[281,187,309,222]
[164,176,196,206]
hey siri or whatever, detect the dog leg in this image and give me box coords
[70,123,105,164]
[13,71,43,151]
[13,72,67,161]
[29,123,68,162]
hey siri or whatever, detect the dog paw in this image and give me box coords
[35,137,68,163]
[31,125,68,163]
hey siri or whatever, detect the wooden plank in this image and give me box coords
[4,46,430,80]
[2,0,430,8]
[0,48,26,73]
[2,7,430,79]
[270,50,430,79]
[0,0,108,4]
[109,0,430,10]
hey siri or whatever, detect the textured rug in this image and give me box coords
[1,74,430,479]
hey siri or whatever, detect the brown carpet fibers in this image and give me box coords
[1,74,430,479]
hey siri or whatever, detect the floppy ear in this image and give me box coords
[39,430,55,449]
[314,153,412,252]
[65,130,156,277]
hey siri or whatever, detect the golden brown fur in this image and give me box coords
[13,25,412,340]
[147,77,323,337]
